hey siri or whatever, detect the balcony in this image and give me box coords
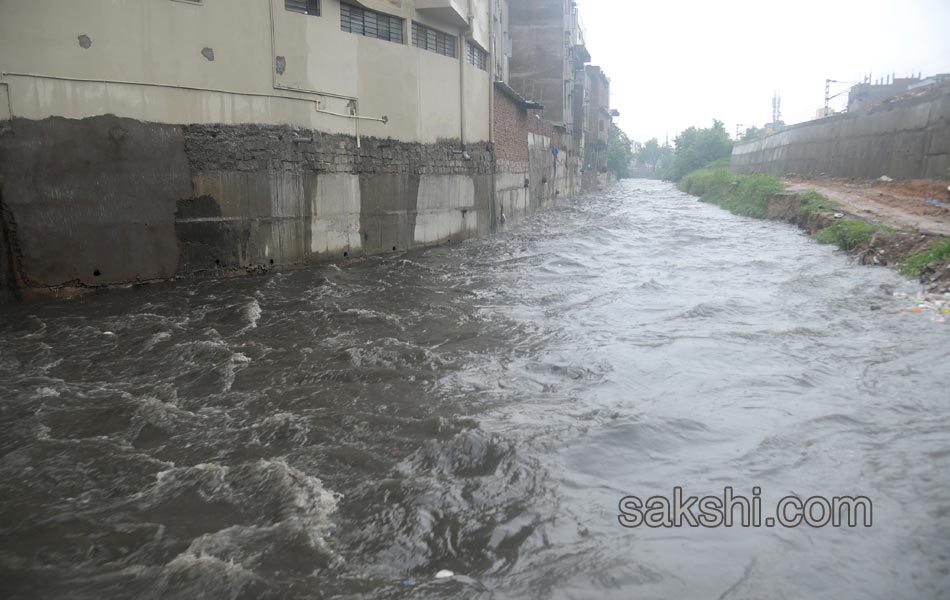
[415,0,469,28]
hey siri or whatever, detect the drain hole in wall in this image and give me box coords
[93,269,101,277]
[269,259,274,265]
[392,246,397,252]
[343,252,349,258]
[215,259,221,266]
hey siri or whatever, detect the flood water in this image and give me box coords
[1,179,948,599]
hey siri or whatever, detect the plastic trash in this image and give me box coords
[878,175,895,182]
[834,212,845,219]
[435,570,455,579]
[403,579,415,586]
[925,198,948,208]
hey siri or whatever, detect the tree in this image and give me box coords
[639,138,662,170]
[664,119,734,182]
[607,123,634,179]
[740,126,761,142]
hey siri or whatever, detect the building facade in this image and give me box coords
[0,0,505,298]
[0,0,617,300]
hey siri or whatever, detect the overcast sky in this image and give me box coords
[576,0,950,144]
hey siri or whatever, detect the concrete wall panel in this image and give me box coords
[414,175,477,244]
[733,89,950,181]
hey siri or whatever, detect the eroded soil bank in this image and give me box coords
[764,190,950,293]
[784,176,950,236]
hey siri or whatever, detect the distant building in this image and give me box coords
[848,76,921,113]
[508,0,617,189]
[583,65,612,178]
[508,0,590,132]
[908,74,950,92]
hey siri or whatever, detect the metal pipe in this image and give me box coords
[459,33,466,145]
[0,81,12,119]
[488,0,495,144]
[352,101,360,149]
[488,0,497,233]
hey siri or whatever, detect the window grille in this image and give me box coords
[412,22,457,58]
[341,3,404,44]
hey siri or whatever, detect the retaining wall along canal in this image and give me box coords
[732,86,950,181]
[0,115,577,301]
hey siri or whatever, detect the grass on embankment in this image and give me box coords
[795,190,842,218]
[900,237,950,276]
[678,163,784,219]
[813,219,892,251]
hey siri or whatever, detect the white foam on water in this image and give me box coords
[241,299,262,331]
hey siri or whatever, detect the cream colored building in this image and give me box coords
[0,0,514,297]
[0,0,496,144]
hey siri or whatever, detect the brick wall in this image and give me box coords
[493,92,529,163]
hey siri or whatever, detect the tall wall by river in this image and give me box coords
[0,0,600,301]
[732,86,950,181]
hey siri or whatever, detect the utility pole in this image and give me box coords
[736,123,743,141]
[824,79,856,116]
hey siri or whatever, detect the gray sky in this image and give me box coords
[577,0,950,144]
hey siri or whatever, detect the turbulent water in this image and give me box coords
[1,179,949,599]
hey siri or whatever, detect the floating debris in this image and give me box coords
[897,292,950,322]
[435,570,455,579]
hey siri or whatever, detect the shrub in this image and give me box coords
[796,190,841,217]
[900,237,950,276]
[679,166,783,219]
[813,220,891,251]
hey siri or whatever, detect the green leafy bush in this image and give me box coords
[678,166,783,218]
[664,120,735,182]
[900,237,950,276]
[813,220,891,251]
[796,190,841,217]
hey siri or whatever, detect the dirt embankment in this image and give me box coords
[764,183,950,293]
[784,176,950,236]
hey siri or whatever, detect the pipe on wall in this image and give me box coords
[0,81,11,120]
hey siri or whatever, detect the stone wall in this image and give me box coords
[732,87,950,181]
[0,115,495,298]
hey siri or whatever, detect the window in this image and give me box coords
[412,22,457,58]
[341,3,404,43]
[285,0,320,15]
[467,42,488,71]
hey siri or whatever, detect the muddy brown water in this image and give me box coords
[1,180,948,599]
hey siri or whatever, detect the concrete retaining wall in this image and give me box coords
[0,115,501,298]
[732,87,950,181]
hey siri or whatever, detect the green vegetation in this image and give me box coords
[677,163,783,218]
[607,123,634,179]
[638,138,662,170]
[796,190,841,217]
[900,237,950,276]
[740,126,762,142]
[663,120,734,182]
[813,220,891,251]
